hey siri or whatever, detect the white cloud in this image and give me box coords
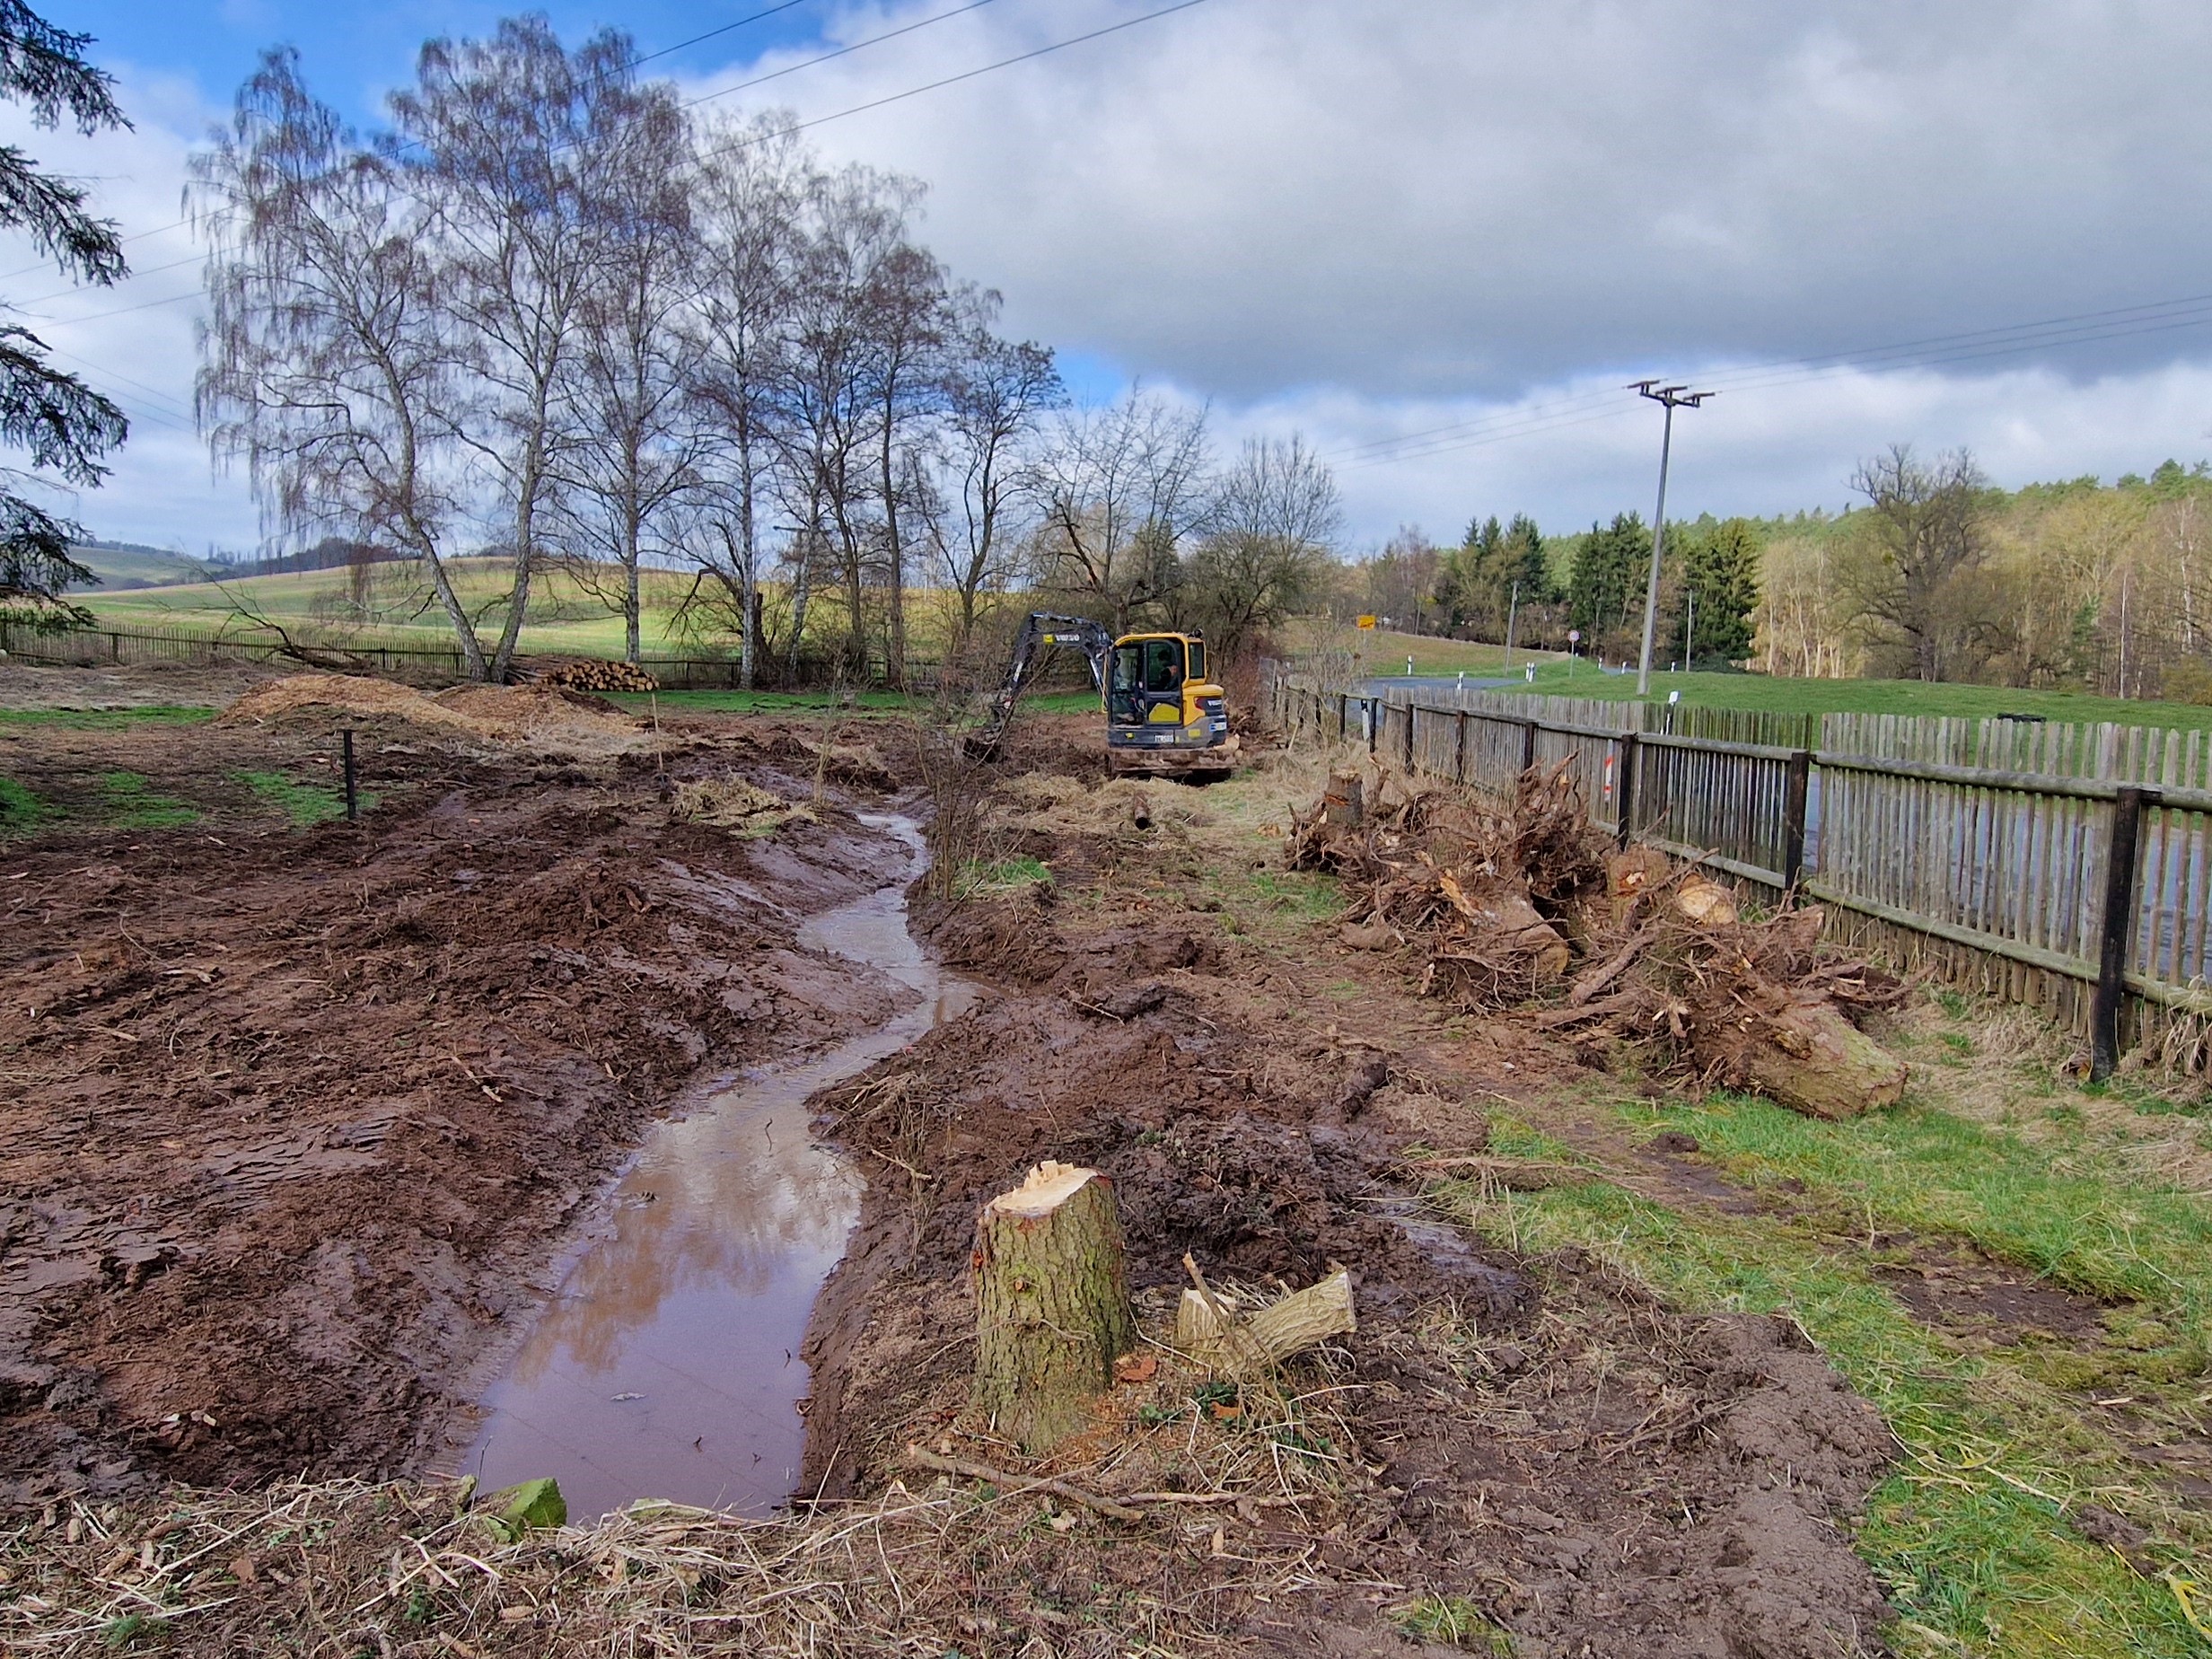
[0,65,258,552]
[9,4,2212,553]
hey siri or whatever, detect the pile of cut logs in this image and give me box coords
[517,657,661,693]
[1290,760,1909,1119]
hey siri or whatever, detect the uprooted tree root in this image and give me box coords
[1290,760,1911,1118]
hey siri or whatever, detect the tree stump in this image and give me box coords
[972,1162,1136,1453]
[1323,771,1365,830]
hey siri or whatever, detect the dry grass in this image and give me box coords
[4,1294,1366,1658]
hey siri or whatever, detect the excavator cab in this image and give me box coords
[1104,633,1229,756]
[966,613,1237,777]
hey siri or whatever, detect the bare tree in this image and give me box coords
[925,320,1061,658]
[1181,433,1339,659]
[1034,388,1210,633]
[689,113,812,689]
[857,241,952,689]
[391,19,634,681]
[772,162,917,680]
[193,51,486,676]
[553,78,699,663]
[1842,444,1994,682]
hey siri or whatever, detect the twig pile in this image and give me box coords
[1290,761,1910,1118]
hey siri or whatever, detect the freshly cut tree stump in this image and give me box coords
[972,1162,1136,1453]
[1322,771,1365,830]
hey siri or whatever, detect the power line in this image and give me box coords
[1341,294,2212,470]
[0,2,825,284]
[683,0,1005,115]
[696,0,1219,160]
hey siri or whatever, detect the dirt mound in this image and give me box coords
[220,673,651,756]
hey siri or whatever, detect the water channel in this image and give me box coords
[463,813,977,1520]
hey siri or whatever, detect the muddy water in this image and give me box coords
[463,814,975,1520]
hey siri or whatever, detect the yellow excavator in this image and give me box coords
[966,611,1239,777]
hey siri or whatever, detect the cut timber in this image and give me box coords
[1438,871,1571,983]
[1672,873,1739,928]
[1606,846,1672,927]
[1693,988,1908,1120]
[1175,1268,1356,1375]
[972,1162,1136,1453]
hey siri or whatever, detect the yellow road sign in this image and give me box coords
[1356,615,1376,630]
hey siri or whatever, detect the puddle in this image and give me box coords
[462,814,976,1521]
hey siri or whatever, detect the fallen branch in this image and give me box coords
[902,1446,1141,1523]
[1567,921,1656,1006]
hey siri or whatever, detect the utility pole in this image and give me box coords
[1504,579,1520,669]
[1630,381,1713,698]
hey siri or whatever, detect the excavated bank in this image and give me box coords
[0,711,914,1504]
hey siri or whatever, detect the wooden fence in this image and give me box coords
[1268,671,2212,1075]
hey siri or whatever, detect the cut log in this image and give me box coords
[1175,1268,1356,1374]
[1606,846,1672,927]
[1692,988,1908,1119]
[972,1162,1136,1453]
[1672,873,1739,928]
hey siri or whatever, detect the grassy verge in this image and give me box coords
[0,775,54,833]
[1437,1077,2212,1657]
[0,706,217,729]
[98,771,198,829]
[233,768,366,826]
[1505,660,2212,731]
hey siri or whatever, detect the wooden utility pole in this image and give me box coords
[972,1163,1135,1453]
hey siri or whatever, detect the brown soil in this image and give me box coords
[1874,1248,2114,1343]
[1,686,910,1505]
[794,778,1895,1657]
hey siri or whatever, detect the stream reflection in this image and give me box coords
[465,815,974,1520]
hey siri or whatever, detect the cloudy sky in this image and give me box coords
[18,0,2212,553]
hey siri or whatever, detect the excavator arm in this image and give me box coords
[965,611,1115,761]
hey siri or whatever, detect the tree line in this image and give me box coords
[189,17,1342,686]
[1330,511,1761,669]
[1758,450,2212,699]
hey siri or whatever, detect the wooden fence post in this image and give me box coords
[1781,750,1812,894]
[1456,710,1469,784]
[1521,719,1538,777]
[1614,734,1639,848]
[2091,785,2155,1080]
[1403,701,1417,769]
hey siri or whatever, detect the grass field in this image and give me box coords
[75,560,989,665]
[1510,659,2212,732]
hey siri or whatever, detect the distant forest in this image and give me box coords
[1339,454,2212,701]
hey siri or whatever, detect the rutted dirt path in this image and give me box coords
[789,748,1895,1658]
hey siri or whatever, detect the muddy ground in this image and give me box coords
[0,668,917,1503]
[786,769,1895,1658]
[4,666,1897,1658]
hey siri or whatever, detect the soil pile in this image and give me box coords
[221,673,652,756]
[0,745,904,1505]
[1289,759,1909,1119]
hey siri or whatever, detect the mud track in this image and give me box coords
[1,705,911,1504]
[797,768,1896,1658]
